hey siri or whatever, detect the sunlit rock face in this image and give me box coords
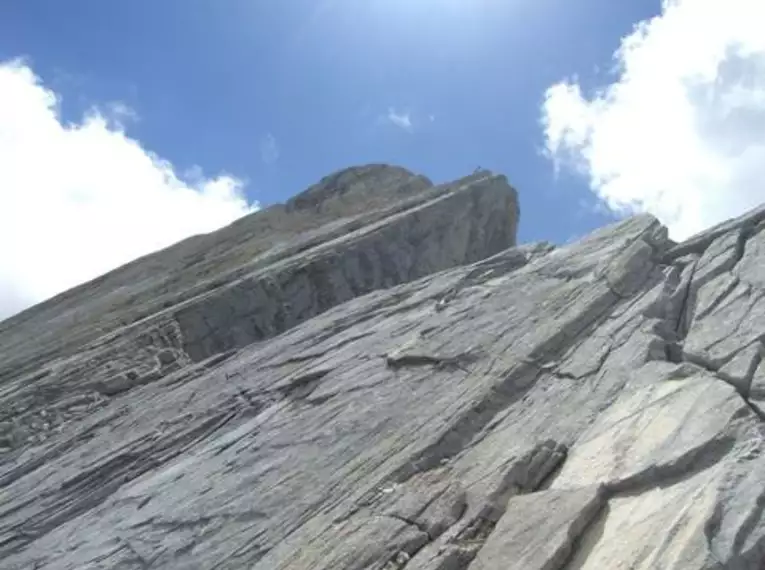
[2,165,765,570]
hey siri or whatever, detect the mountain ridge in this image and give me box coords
[2,166,765,569]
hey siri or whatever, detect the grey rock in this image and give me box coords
[470,485,605,570]
[692,227,742,289]
[749,358,765,400]
[0,165,501,384]
[3,165,765,570]
[718,342,764,395]
[736,222,765,290]
[662,201,765,261]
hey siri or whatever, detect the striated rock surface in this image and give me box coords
[2,165,765,569]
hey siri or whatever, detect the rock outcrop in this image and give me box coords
[2,165,765,570]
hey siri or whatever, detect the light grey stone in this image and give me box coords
[736,223,765,291]
[749,357,765,401]
[693,228,742,289]
[551,374,746,491]
[469,485,605,570]
[717,342,764,395]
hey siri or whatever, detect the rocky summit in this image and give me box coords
[1,165,765,570]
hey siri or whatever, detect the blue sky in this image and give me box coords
[2,0,765,317]
[0,0,659,239]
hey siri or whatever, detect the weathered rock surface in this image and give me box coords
[2,164,765,570]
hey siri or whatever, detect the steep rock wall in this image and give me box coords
[3,167,765,570]
[0,170,519,452]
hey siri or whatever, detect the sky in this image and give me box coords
[1,0,764,319]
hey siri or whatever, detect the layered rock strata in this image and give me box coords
[2,166,765,569]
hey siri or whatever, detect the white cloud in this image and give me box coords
[542,0,765,240]
[259,132,280,164]
[0,59,258,319]
[387,107,413,132]
[104,101,140,129]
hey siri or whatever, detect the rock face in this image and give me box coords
[0,165,436,382]
[2,165,765,570]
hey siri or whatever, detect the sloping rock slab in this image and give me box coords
[2,177,765,570]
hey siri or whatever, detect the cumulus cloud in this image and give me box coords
[0,59,257,319]
[386,107,414,132]
[542,0,765,240]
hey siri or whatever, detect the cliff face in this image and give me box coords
[0,165,515,386]
[0,165,436,381]
[1,166,765,570]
